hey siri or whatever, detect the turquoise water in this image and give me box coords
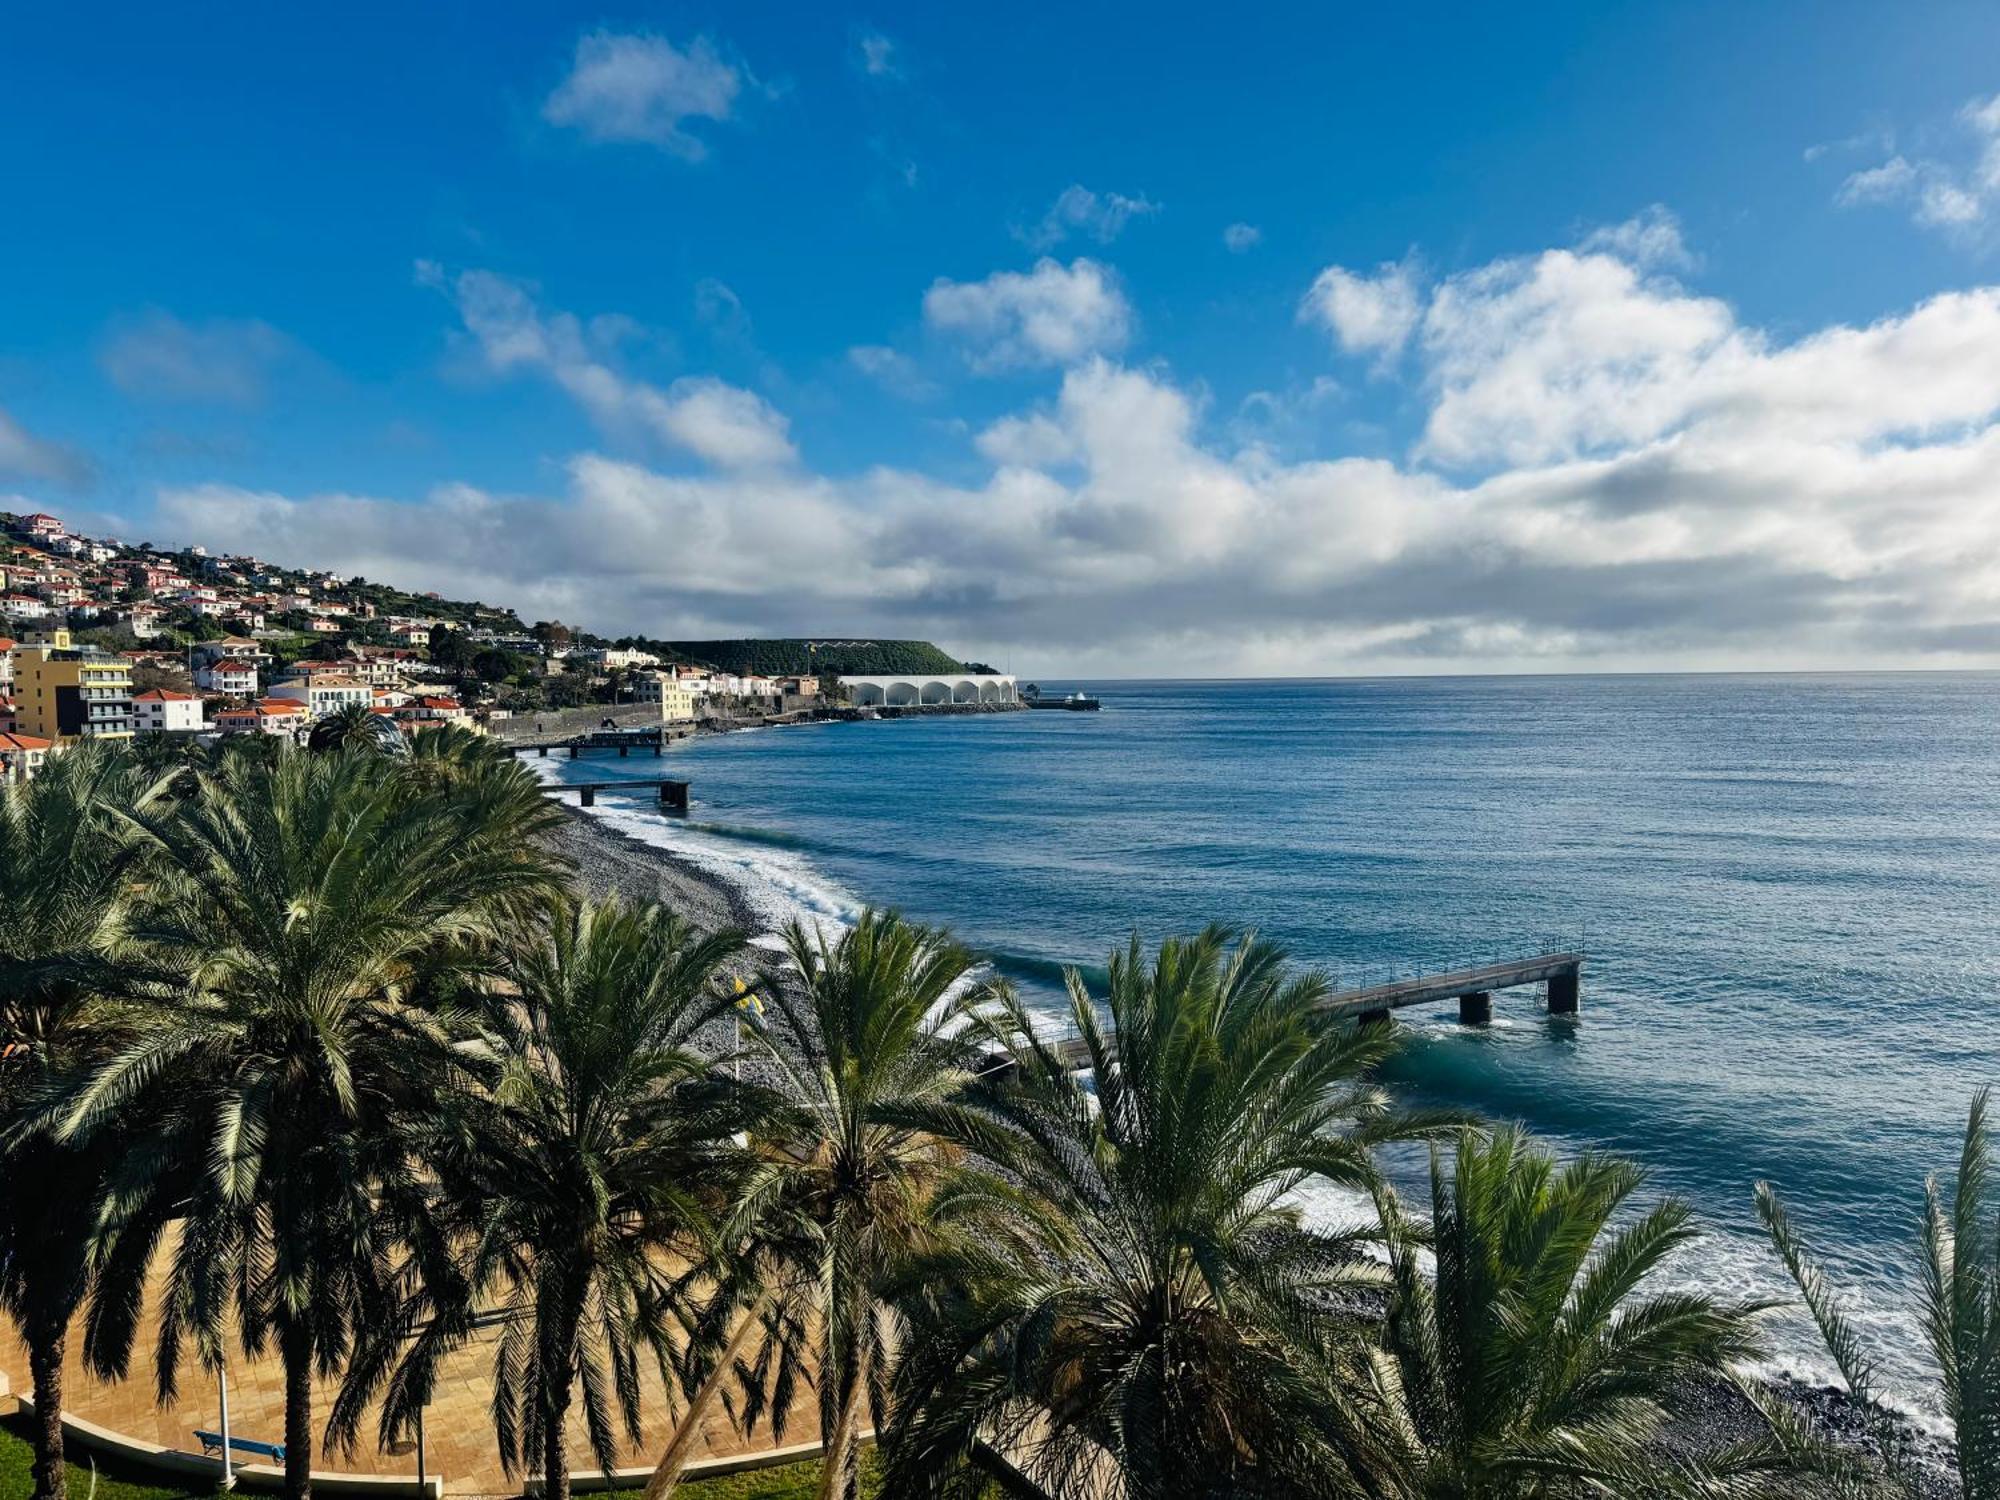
[548,674,2000,1412]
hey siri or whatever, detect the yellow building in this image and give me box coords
[633,672,698,721]
[15,629,135,741]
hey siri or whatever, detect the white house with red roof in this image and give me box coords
[132,688,205,734]
[195,657,258,697]
[215,698,306,737]
[0,730,54,781]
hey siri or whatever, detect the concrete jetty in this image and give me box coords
[543,777,690,813]
[1041,950,1584,1070]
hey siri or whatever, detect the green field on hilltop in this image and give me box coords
[660,639,971,676]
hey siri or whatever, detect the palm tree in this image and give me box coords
[722,911,993,1500]
[62,749,566,1500]
[335,897,752,1500]
[0,746,166,1500]
[1758,1088,2000,1497]
[880,927,1443,1500]
[1376,1125,1779,1497]
[307,702,402,756]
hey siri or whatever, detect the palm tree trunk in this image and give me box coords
[281,1321,314,1500]
[27,1321,68,1500]
[640,1297,766,1500]
[542,1390,570,1500]
[814,1394,859,1500]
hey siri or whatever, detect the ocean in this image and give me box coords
[545,673,2000,1418]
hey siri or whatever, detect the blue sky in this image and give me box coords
[7,3,2000,673]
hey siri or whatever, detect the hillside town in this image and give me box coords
[0,510,827,780]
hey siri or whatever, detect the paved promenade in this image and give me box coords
[0,1270,817,1496]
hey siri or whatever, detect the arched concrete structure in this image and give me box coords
[839,673,1018,708]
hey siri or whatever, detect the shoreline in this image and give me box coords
[545,800,768,938]
[542,796,1963,1493]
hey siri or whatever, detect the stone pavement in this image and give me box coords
[0,1267,819,1496]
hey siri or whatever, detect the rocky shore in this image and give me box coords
[544,801,761,937]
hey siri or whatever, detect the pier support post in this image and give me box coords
[619,744,628,758]
[1547,970,1580,1015]
[659,781,689,813]
[538,745,547,757]
[1359,1008,1392,1028]
[1458,991,1492,1026]
[568,745,578,758]
[579,786,595,807]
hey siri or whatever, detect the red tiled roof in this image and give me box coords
[0,732,52,751]
[134,688,199,702]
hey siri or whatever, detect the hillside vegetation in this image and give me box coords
[662,638,968,676]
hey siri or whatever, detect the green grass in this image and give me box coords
[0,1417,869,1500]
[676,1452,884,1499]
[0,1418,216,1500]
[0,1421,997,1500]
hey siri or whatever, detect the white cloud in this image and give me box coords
[1834,90,2000,238]
[848,345,939,400]
[1577,205,1694,269]
[100,311,296,404]
[543,31,741,159]
[138,222,2000,675]
[645,377,795,468]
[856,31,899,77]
[1222,223,1262,253]
[924,258,1133,371]
[1299,259,1422,360]
[1017,185,1159,251]
[439,266,794,468]
[0,409,89,487]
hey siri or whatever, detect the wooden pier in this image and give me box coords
[542,777,690,813]
[1044,950,1582,1069]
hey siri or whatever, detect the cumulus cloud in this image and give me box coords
[140,223,2000,676]
[1577,205,1695,269]
[438,266,795,468]
[1222,223,1262,253]
[100,311,297,404]
[0,408,90,487]
[923,258,1132,371]
[1017,185,1159,250]
[543,31,741,159]
[1299,259,1422,360]
[847,345,939,400]
[1834,91,2000,237]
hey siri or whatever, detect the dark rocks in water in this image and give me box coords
[1657,1374,1957,1497]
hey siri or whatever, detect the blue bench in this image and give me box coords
[194,1431,287,1462]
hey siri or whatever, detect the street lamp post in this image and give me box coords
[217,1363,236,1491]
